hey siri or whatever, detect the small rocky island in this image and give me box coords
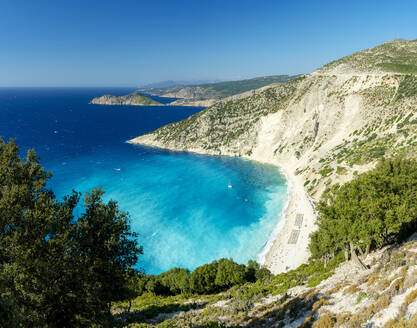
[90,92,162,106]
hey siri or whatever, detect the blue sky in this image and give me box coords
[1,0,416,87]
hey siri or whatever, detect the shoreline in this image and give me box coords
[256,156,316,273]
[241,152,316,274]
[256,167,291,265]
[89,101,209,108]
[128,138,316,274]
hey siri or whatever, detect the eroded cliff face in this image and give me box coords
[130,80,298,157]
[130,69,417,201]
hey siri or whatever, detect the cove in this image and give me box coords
[0,87,287,274]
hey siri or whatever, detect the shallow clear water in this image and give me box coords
[0,88,287,274]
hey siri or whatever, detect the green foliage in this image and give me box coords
[144,75,298,100]
[356,291,367,303]
[156,319,177,328]
[225,253,344,302]
[397,112,417,130]
[396,75,417,100]
[214,259,246,288]
[133,258,271,297]
[336,166,346,175]
[321,39,417,74]
[117,251,345,326]
[116,292,195,321]
[310,157,417,260]
[319,166,333,177]
[202,322,229,328]
[378,63,417,74]
[332,132,394,167]
[0,274,20,328]
[0,139,142,327]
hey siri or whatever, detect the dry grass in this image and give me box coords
[402,288,417,307]
[383,313,417,328]
[312,298,330,312]
[324,283,342,297]
[366,273,380,287]
[312,314,335,328]
[377,278,391,291]
[335,312,351,325]
[343,284,360,295]
[341,295,390,327]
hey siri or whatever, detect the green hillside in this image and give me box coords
[144,75,298,100]
[319,39,417,74]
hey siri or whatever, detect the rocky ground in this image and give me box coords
[116,235,417,327]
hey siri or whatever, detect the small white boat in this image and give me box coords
[228,184,232,188]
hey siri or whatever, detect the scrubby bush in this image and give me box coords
[312,314,335,328]
[403,288,417,307]
[134,258,271,297]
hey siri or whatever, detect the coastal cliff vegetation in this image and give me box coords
[141,75,297,101]
[310,157,417,268]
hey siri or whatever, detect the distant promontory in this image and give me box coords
[90,92,162,106]
[90,75,297,107]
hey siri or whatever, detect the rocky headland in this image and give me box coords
[90,92,163,106]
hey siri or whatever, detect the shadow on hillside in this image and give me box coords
[113,291,332,327]
[244,292,325,328]
[114,301,208,327]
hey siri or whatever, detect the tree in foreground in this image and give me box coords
[0,138,142,327]
[310,157,417,268]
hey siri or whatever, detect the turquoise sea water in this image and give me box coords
[0,88,287,274]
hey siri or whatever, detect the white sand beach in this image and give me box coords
[262,160,316,273]
[240,154,316,274]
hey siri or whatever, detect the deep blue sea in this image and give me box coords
[0,87,287,274]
